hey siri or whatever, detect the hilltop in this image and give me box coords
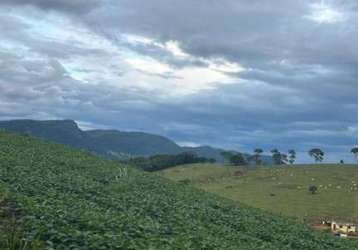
[160,163,358,222]
[1,131,357,249]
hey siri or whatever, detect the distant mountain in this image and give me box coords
[0,119,182,159]
[0,119,271,164]
[86,130,182,157]
[0,119,91,149]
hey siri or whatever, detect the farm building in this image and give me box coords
[331,221,357,234]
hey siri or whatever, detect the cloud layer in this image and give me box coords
[0,0,357,162]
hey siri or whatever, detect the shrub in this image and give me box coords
[308,185,318,194]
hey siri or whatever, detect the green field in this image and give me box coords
[160,163,358,222]
[1,131,357,249]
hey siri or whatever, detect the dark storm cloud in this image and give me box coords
[1,0,358,162]
[92,0,358,67]
[0,0,100,14]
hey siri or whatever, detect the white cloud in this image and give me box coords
[126,57,172,75]
[76,120,110,130]
[304,1,347,24]
[348,125,358,133]
[207,58,244,73]
[164,40,190,58]
[123,41,243,97]
[177,141,202,147]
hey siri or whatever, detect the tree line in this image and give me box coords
[222,147,358,166]
[127,147,358,171]
[126,152,216,172]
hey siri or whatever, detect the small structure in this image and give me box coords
[331,221,357,234]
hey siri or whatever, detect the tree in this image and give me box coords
[221,151,234,164]
[129,152,214,171]
[253,148,263,165]
[288,149,296,165]
[271,148,281,165]
[308,185,318,194]
[229,153,247,166]
[308,148,324,163]
[280,153,288,165]
[270,149,289,165]
[174,152,197,165]
[351,147,358,162]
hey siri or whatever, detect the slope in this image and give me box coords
[0,131,356,249]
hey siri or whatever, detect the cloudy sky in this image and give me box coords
[0,0,357,162]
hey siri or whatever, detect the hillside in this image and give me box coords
[87,130,182,157]
[1,131,357,249]
[160,164,358,222]
[0,120,182,159]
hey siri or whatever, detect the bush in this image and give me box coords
[308,185,318,194]
[128,152,216,171]
[230,153,247,166]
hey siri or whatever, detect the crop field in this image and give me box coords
[0,131,357,249]
[160,163,358,222]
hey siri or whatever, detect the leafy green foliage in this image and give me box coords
[0,222,42,250]
[0,131,356,249]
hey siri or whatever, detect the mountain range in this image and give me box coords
[0,119,272,163]
[0,119,232,162]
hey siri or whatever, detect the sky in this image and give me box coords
[0,0,357,163]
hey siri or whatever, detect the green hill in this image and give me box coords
[160,164,358,222]
[1,131,357,249]
[0,120,183,159]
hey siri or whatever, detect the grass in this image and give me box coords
[160,163,358,222]
[0,131,357,249]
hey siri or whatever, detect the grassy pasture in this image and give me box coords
[160,163,358,222]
